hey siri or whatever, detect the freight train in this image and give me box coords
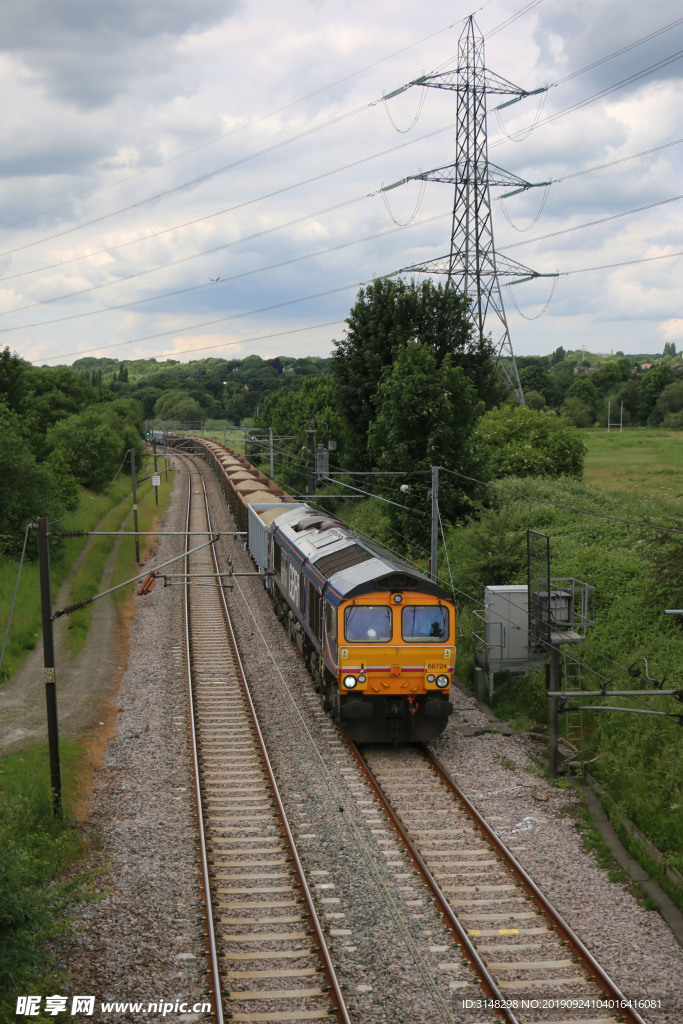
[190,437,455,743]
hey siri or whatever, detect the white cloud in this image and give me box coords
[0,0,680,365]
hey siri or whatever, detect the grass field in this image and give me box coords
[582,428,683,506]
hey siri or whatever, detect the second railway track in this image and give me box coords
[169,447,671,1024]
[181,455,349,1024]
[352,742,647,1024]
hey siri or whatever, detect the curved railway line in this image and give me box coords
[169,446,666,1024]
[179,453,350,1024]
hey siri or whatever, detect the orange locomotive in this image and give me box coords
[194,438,455,743]
[259,504,455,743]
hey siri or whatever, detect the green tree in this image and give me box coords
[332,277,501,468]
[473,405,585,479]
[636,364,676,424]
[153,390,204,424]
[653,380,683,427]
[0,403,76,554]
[519,364,553,403]
[46,406,142,492]
[367,342,485,540]
[257,376,350,492]
[560,397,594,428]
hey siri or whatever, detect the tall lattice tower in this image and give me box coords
[386,16,549,403]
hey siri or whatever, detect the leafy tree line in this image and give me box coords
[73,353,331,424]
[0,349,145,557]
[256,279,585,546]
[516,346,683,427]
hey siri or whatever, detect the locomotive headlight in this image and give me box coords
[436,674,450,688]
[343,675,358,689]
[426,674,435,683]
[358,674,366,684]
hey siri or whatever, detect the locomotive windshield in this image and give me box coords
[401,606,449,642]
[345,606,392,642]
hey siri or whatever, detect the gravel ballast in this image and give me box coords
[57,454,683,1023]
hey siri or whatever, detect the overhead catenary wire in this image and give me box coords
[245,449,677,698]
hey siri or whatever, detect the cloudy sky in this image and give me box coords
[0,0,681,367]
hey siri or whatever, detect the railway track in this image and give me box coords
[350,742,646,1024]
[170,447,662,1024]
[180,455,350,1024]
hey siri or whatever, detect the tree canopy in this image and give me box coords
[473,405,586,480]
[332,277,504,468]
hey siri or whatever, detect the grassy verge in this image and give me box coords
[0,740,94,1024]
[1,466,174,679]
[443,473,682,896]
[0,478,131,681]
[65,473,173,652]
[1,465,174,1019]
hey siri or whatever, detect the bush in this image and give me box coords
[473,405,585,479]
[0,744,86,1021]
[46,405,143,492]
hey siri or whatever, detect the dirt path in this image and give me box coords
[0,535,128,755]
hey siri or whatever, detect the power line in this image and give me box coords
[39,278,367,363]
[552,15,683,87]
[501,192,683,253]
[137,320,345,363]
[0,100,376,262]
[4,18,465,236]
[34,241,683,365]
[0,211,450,334]
[0,118,457,302]
[550,136,683,184]
[7,187,682,336]
[490,48,683,149]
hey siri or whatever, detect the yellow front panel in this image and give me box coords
[337,591,455,695]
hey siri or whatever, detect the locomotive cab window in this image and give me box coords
[345,605,392,643]
[401,606,449,642]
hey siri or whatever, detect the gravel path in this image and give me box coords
[56,453,682,1023]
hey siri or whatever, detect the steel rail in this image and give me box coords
[424,746,648,1024]
[346,739,518,1024]
[181,457,225,1024]
[191,453,352,1024]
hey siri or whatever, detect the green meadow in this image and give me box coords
[582,428,683,507]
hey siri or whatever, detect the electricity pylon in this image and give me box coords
[384,16,553,404]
